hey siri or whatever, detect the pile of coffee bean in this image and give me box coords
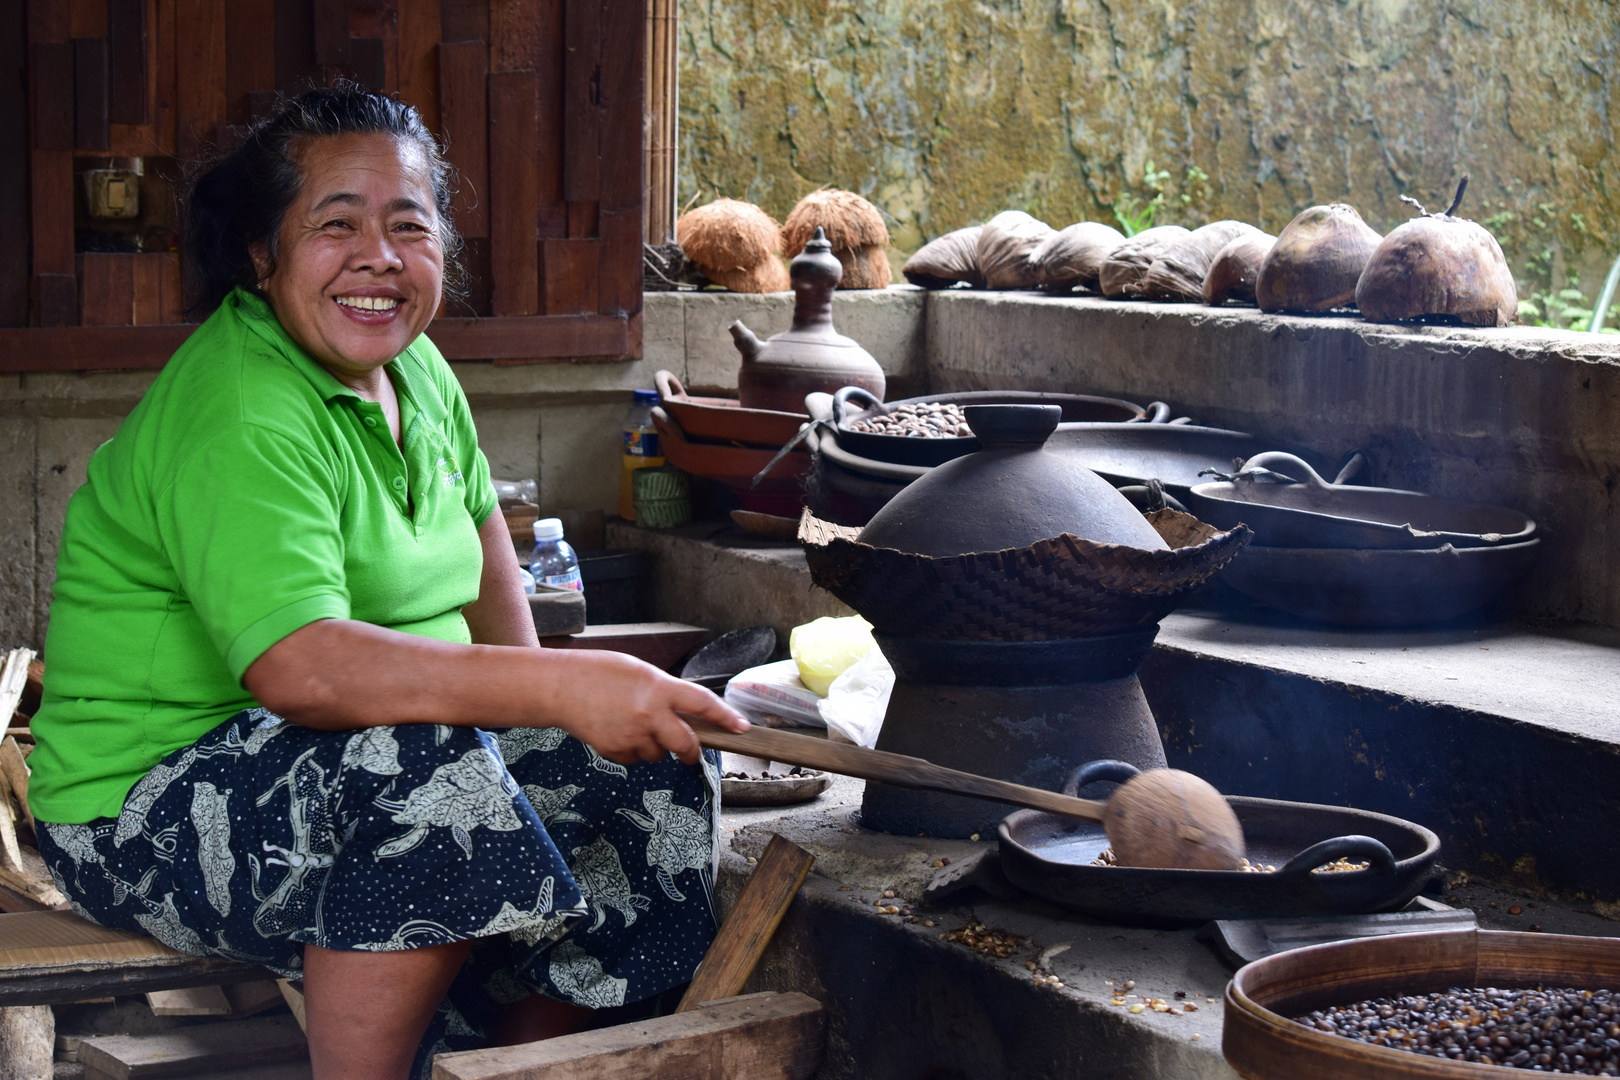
[1295,987,1620,1073]
[846,401,972,438]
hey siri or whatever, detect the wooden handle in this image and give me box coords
[676,834,814,1013]
[688,718,1107,824]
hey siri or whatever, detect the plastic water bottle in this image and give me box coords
[517,566,537,594]
[619,389,665,520]
[529,518,582,591]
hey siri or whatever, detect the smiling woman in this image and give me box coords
[26,86,747,1080]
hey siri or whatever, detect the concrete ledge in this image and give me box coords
[642,525,1620,910]
[926,292,1620,626]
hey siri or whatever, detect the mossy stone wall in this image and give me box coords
[678,0,1619,296]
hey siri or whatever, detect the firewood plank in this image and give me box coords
[0,737,33,832]
[74,37,111,151]
[175,0,227,161]
[145,985,232,1017]
[677,836,815,1012]
[78,1014,308,1079]
[438,40,488,238]
[0,1004,54,1080]
[430,992,824,1080]
[107,0,148,125]
[487,71,541,316]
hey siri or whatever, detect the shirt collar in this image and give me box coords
[226,287,442,425]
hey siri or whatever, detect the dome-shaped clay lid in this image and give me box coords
[856,405,1170,556]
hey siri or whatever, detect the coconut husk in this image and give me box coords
[903,226,985,289]
[834,244,892,289]
[676,198,785,289]
[1132,221,1263,302]
[783,189,890,256]
[798,507,1252,641]
[1031,222,1126,294]
[1098,226,1190,299]
[1203,233,1277,305]
[977,211,1057,290]
[1256,204,1383,313]
[1355,176,1518,327]
[705,258,791,294]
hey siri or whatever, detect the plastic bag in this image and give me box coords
[818,646,894,749]
[789,615,876,697]
[723,659,826,728]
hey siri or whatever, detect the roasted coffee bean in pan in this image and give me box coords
[1088,848,1367,873]
[846,401,973,438]
[1295,987,1620,1072]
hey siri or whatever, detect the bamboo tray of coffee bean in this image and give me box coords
[1224,927,1620,1078]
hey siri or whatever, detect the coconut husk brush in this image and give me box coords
[1256,204,1382,312]
[1132,220,1264,302]
[903,226,985,289]
[1355,175,1518,327]
[1203,232,1277,305]
[1032,221,1126,294]
[978,211,1057,290]
[676,198,791,293]
[784,189,892,289]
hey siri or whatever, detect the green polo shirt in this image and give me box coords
[28,288,497,824]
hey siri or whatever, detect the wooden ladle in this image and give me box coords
[687,718,1246,871]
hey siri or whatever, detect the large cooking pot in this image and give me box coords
[998,760,1441,925]
[1186,452,1536,550]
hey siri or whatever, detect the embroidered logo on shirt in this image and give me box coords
[437,455,464,488]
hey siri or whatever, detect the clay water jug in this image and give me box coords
[729,227,886,414]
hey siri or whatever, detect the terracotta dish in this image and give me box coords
[654,370,806,449]
[652,406,809,517]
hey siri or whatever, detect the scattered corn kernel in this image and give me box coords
[1129,1004,1146,1014]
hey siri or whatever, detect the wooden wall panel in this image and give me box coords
[439,40,488,238]
[108,0,149,125]
[541,238,597,316]
[349,36,388,92]
[274,0,322,94]
[490,0,540,72]
[440,0,488,44]
[397,0,441,134]
[534,0,566,238]
[488,71,540,316]
[313,0,353,65]
[0,0,29,326]
[598,207,640,316]
[29,152,74,278]
[598,0,642,216]
[70,0,108,37]
[74,37,111,151]
[79,254,135,327]
[561,0,602,204]
[176,0,227,160]
[153,0,177,153]
[30,43,74,152]
[227,0,277,125]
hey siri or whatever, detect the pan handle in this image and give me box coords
[655,369,685,402]
[1140,401,1173,424]
[832,385,886,428]
[1062,759,1141,797]
[1236,451,1334,490]
[1276,835,1397,879]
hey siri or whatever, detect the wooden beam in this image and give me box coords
[677,835,815,1012]
[438,40,488,238]
[488,71,541,316]
[77,1014,306,1077]
[430,992,824,1080]
[73,37,111,151]
[0,315,633,372]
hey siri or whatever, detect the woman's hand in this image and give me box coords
[534,649,749,766]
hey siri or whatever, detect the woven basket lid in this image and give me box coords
[856,404,1168,557]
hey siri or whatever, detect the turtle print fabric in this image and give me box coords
[38,710,721,1065]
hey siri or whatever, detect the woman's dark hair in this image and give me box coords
[183,83,465,318]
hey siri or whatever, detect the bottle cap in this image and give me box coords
[633,388,659,404]
[532,517,565,542]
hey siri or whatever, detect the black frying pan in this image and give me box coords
[997,760,1441,926]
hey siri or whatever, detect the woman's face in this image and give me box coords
[254,132,444,383]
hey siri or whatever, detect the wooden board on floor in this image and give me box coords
[431,991,824,1080]
[78,1014,307,1080]
[677,835,815,1012]
[145,984,231,1016]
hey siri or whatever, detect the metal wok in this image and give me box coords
[997,761,1440,926]
[1185,452,1535,550]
